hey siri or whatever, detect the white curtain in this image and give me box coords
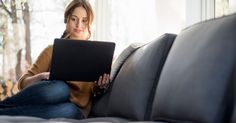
[91,0,159,56]
[229,0,236,13]
[91,0,185,56]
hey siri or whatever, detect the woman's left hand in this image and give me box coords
[94,74,110,89]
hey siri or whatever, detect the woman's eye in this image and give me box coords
[82,19,88,23]
[70,18,76,21]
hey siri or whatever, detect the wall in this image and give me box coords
[156,0,186,34]
[229,0,236,13]
[186,0,202,27]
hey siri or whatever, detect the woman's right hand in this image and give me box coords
[94,74,110,89]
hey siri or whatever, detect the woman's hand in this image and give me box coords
[22,72,50,88]
[38,72,50,80]
[94,74,110,89]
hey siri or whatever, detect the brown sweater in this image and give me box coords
[18,45,95,117]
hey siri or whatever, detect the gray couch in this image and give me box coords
[86,13,236,123]
[0,13,236,123]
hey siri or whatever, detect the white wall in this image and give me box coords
[185,0,215,27]
[92,0,161,56]
[229,0,236,13]
[156,0,186,34]
[186,0,202,27]
[92,0,186,56]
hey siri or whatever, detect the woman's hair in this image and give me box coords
[61,0,94,39]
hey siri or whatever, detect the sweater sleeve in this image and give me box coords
[17,45,53,90]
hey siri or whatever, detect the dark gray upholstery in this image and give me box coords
[91,34,176,119]
[151,13,236,123]
[91,34,176,120]
[229,67,236,123]
[74,117,129,123]
[91,43,145,117]
[106,34,176,120]
[110,43,146,82]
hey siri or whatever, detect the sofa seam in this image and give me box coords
[144,33,176,120]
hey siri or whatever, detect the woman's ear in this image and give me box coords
[66,23,70,32]
[63,25,71,39]
[65,16,70,24]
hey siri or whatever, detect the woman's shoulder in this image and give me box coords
[42,44,53,53]
[36,44,53,59]
[45,44,53,50]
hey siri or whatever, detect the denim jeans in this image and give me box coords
[0,80,84,119]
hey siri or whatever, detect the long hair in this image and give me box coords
[61,0,94,39]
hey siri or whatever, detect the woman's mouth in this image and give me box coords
[74,29,83,33]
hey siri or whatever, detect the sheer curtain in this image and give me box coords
[90,0,185,56]
[90,0,159,56]
[215,0,236,17]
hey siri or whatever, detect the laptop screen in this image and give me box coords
[49,38,115,82]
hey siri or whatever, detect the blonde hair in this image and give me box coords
[62,0,94,39]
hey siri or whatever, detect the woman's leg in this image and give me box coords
[0,102,85,119]
[0,80,70,107]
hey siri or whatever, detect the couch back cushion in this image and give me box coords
[229,70,236,123]
[229,73,236,123]
[106,33,176,120]
[151,13,236,123]
[91,43,144,117]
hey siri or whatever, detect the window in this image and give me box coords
[90,0,185,56]
[215,0,236,17]
[215,0,230,17]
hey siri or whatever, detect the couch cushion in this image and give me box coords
[151,13,236,123]
[110,43,145,82]
[74,117,129,123]
[77,117,167,123]
[107,33,176,120]
[91,43,144,117]
[0,116,45,122]
[229,67,236,123]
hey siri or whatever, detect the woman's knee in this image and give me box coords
[46,80,70,95]
[21,80,70,104]
[57,103,85,119]
[30,80,69,94]
[40,80,69,101]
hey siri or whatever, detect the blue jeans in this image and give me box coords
[0,80,84,119]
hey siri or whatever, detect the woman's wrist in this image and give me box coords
[22,74,42,88]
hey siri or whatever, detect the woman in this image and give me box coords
[0,0,109,120]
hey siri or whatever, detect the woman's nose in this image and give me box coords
[76,20,83,28]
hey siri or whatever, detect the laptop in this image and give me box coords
[49,38,115,82]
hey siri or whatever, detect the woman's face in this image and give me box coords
[67,6,89,40]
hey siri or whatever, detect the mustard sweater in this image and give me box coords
[18,45,94,117]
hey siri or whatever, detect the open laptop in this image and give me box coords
[49,38,115,82]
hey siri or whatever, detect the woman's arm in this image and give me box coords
[21,72,49,88]
[18,45,53,90]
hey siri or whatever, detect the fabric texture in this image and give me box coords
[91,43,145,117]
[0,81,84,119]
[110,43,145,81]
[17,45,94,117]
[151,13,236,123]
[106,33,176,120]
